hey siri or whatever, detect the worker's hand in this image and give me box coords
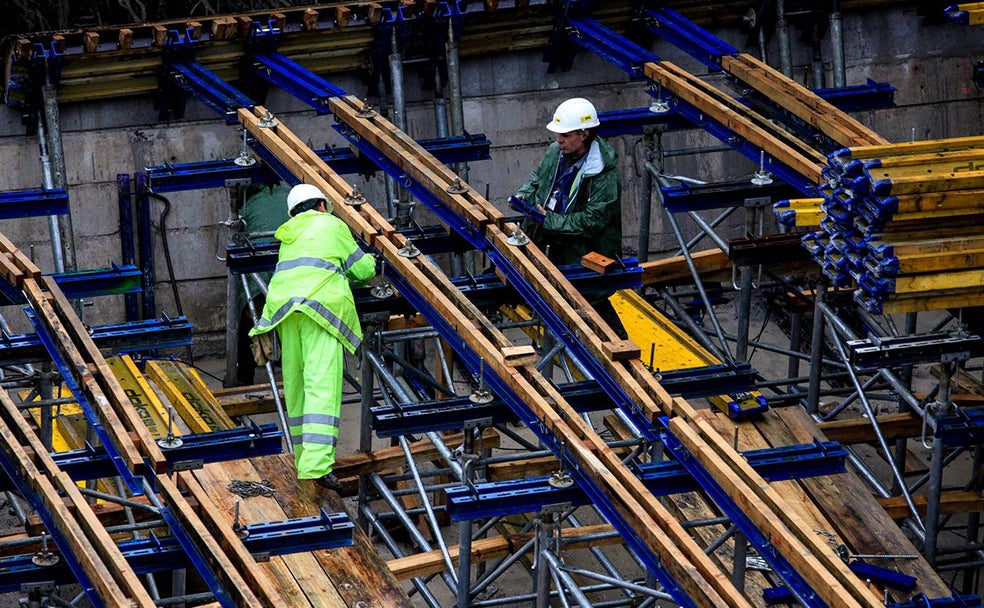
[508,195,545,224]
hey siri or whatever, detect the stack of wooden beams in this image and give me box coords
[800,136,984,313]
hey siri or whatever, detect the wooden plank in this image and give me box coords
[602,339,642,361]
[83,31,99,54]
[818,413,923,443]
[334,6,352,27]
[0,394,137,608]
[640,248,731,285]
[36,276,168,472]
[721,54,887,147]
[303,8,319,31]
[118,28,133,50]
[765,406,951,596]
[157,473,274,608]
[878,491,984,519]
[581,251,617,274]
[192,460,341,607]
[841,135,984,161]
[19,280,148,475]
[211,18,238,40]
[645,61,826,184]
[333,429,500,479]
[252,454,416,608]
[388,524,616,580]
[670,407,883,607]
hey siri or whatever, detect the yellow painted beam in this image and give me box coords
[107,356,172,439]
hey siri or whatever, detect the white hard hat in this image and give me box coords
[546,98,601,133]
[286,183,331,215]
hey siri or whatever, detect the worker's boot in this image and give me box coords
[315,472,343,492]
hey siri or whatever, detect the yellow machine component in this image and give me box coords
[145,359,234,433]
[107,355,173,439]
[610,290,766,417]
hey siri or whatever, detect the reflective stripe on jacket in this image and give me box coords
[249,209,376,353]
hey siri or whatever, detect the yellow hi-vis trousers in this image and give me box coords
[277,312,344,479]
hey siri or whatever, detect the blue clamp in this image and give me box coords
[508,195,545,224]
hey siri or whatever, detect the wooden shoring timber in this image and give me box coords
[0,392,156,608]
[763,407,951,596]
[883,268,984,295]
[720,54,888,148]
[869,169,984,194]
[329,95,502,230]
[888,189,984,215]
[669,404,883,607]
[839,135,984,161]
[818,413,923,444]
[862,147,984,176]
[644,61,827,184]
[387,523,618,581]
[333,429,500,479]
[876,289,984,314]
[639,248,731,285]
[17,280,148,475]
[879,491,984,519]
[887,248,984,275]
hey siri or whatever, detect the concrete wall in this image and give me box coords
[0,5,981,364]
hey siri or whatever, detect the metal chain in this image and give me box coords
[227,479,275,498]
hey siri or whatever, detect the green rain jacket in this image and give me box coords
[250,210,376,353]
[517,137,622,266]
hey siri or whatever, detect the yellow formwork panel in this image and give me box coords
[107,355,173,439]
[145,359,234,433]
[21,386,83,453]
[610,290,715,371]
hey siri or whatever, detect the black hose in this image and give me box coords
[147,192,193,364]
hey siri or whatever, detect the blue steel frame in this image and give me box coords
[118,174,140,321]
[248,23,346,114]
[0,264,141,307]
[566,17,659,79]
[0,188,68,219]
[144,134,492,192]
[0,445,102,607]
[643,7,738,70]
[24,307,144,493]
[0,510,352,593]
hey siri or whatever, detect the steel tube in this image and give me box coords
[830,10,847,88]
[543,551,593,608]
[776,0,793,77]
[806,284,827,414]
[360,505,443,608]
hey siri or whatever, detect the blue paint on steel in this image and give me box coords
[145,134,491,192]
[763,586,796,605]
[24,306,144,494]
[0,264,141,307]
[445,440,846,520]
[566,17,659,79]
[596,106,692,136]
[813,79,895,112]
[136,173,155,320]
[0,188,68,218]
[118,174,140,322]
[661,179,802,212]
[252,52,346,114]
[0,423,283,491]
[0,510,353,593]
[0,317,192,365]
[848,560,916,591]
[644,7,737,70]
[161,29,254,123]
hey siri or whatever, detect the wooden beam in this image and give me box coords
[878,491,984,519]
[818,413,923,444]
[639,249,731,285]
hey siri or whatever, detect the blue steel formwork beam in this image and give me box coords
[145,134,491,193]
[0,423,283,493]
[643,7,738,70]
[445,440,847,521]
[0,188,68,218]
[0,264,141,307]
[565,17,659,79]
[329,119,833,604]
[160,29,255,124]
[0,510,353,594]
[0,318,191,365]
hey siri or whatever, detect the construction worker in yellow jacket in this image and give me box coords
[250,183,377,491]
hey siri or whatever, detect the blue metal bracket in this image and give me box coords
[661,179,802,213]
[657,363,760,400]
[935,408,984,448]
[848,560,916,591]
[814,80,895,112]
[945,5,975,25]
[146,134,491,192]
[848,333,983,370]
[565,17,659,79]
[643,7,738,70]
[0,317,193,365]
[0,510,353,593]
[0,188,68,219]
[24,306,145,495]
[446,439,846,521]
[0,423,283,492]
[160,28,255,124]
[0,264,141,307]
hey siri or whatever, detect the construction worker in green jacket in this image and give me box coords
[510,97,625,336]
[250,183,377,491]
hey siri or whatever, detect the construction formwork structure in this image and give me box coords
[1,2,983,607]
